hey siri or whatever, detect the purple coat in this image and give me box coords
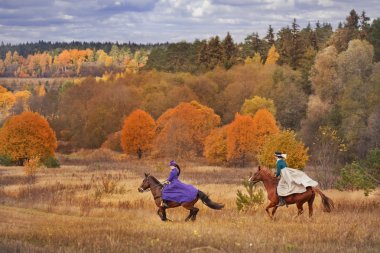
[162,168,198,203]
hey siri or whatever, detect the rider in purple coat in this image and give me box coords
[162,160,198,206]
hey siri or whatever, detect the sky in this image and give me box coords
[0,0,379,44]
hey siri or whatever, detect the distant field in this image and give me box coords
[0,162,379,253]
[0,77,72,91]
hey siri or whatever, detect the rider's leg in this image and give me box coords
[162,199,169,208]
[277,196,286,207]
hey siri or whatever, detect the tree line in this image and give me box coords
[0,9,379,192]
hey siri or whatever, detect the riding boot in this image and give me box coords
[162,200,169,208]
[277,196,286,207]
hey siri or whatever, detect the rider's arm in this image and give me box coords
[166,168,177,182]
[275,160,286,177]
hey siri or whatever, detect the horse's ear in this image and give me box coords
[258,166,261,171]
[144,173,148,178]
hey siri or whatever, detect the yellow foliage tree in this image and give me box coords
[265,45,280,65]
[203,125,229,165]
[121,109,156,159]
[14,90,31,111]
[258,130,309,169]
[227,113,256,167]
[240,96,276,117]
[252,109,279,153]
[0,111,57,163]
[0,87,16,115]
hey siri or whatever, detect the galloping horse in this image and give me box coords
[138,173,224,221]
[249,167,334,219]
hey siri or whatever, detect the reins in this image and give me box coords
[147,176,164,200]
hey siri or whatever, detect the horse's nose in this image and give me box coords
[138,187,144,193]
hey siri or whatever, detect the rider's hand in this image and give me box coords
[162,180,170,185]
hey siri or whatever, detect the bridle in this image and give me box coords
[139,176,164,200]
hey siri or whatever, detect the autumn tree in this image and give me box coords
[0,111,57,164]
[0,86,16,117]
[203,126,228,165]
[227,113,256,167]
[309,46,341,103]
[251,109,279,153]
[240,96,276,117]
[259,130,309,169]
[265,45,280,65]
[58,79,140,148]
[121,109,156,159]
[155,101,220,158]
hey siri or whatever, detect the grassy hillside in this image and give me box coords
[0,162,379,252]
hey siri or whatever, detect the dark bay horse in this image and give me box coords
[138,173,224,221]
[249,167,334,219]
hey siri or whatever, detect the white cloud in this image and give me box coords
[0,0,379,44]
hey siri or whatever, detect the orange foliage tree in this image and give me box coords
[252,109,279,153]
[121,109,156,159]
[258,130,309,169]
[203,125,229,165]
[227,113,256,167]
[0,111,57,163]
[155,101,220,158]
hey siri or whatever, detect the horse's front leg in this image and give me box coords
[157,207,167,221]
[265,202,277,219]
[294,202,304,218]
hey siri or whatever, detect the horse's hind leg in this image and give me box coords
[185,210,193,222]
[308,192,316,218]
[190,207,199,221]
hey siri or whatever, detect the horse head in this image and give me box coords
[249,166,273,184]
[138,173,151,192]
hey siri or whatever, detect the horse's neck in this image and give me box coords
[149,177,163,198]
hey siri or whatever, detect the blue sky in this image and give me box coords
[0,0,379,44]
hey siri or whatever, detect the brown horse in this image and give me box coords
[138,173,224,221]
[249,167,334,219]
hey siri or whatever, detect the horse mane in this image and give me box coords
[148,175,163,187]
[259,166,278,183]
[259,167,274,177]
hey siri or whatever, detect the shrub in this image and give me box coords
[23,156,42,180]
[363,148,380,182]
[336,162,375,196]
[42,156,60,168]
[0,154,13,166]
[236,179,265,212]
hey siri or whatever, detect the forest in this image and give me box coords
[0,9,379,191]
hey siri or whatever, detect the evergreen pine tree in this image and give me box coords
[265,25,275,45]
[222,32,238,69]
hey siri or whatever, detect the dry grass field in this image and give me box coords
[0,160,379,253]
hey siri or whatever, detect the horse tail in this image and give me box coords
[197,190,224,210]
[313,187,334,212]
